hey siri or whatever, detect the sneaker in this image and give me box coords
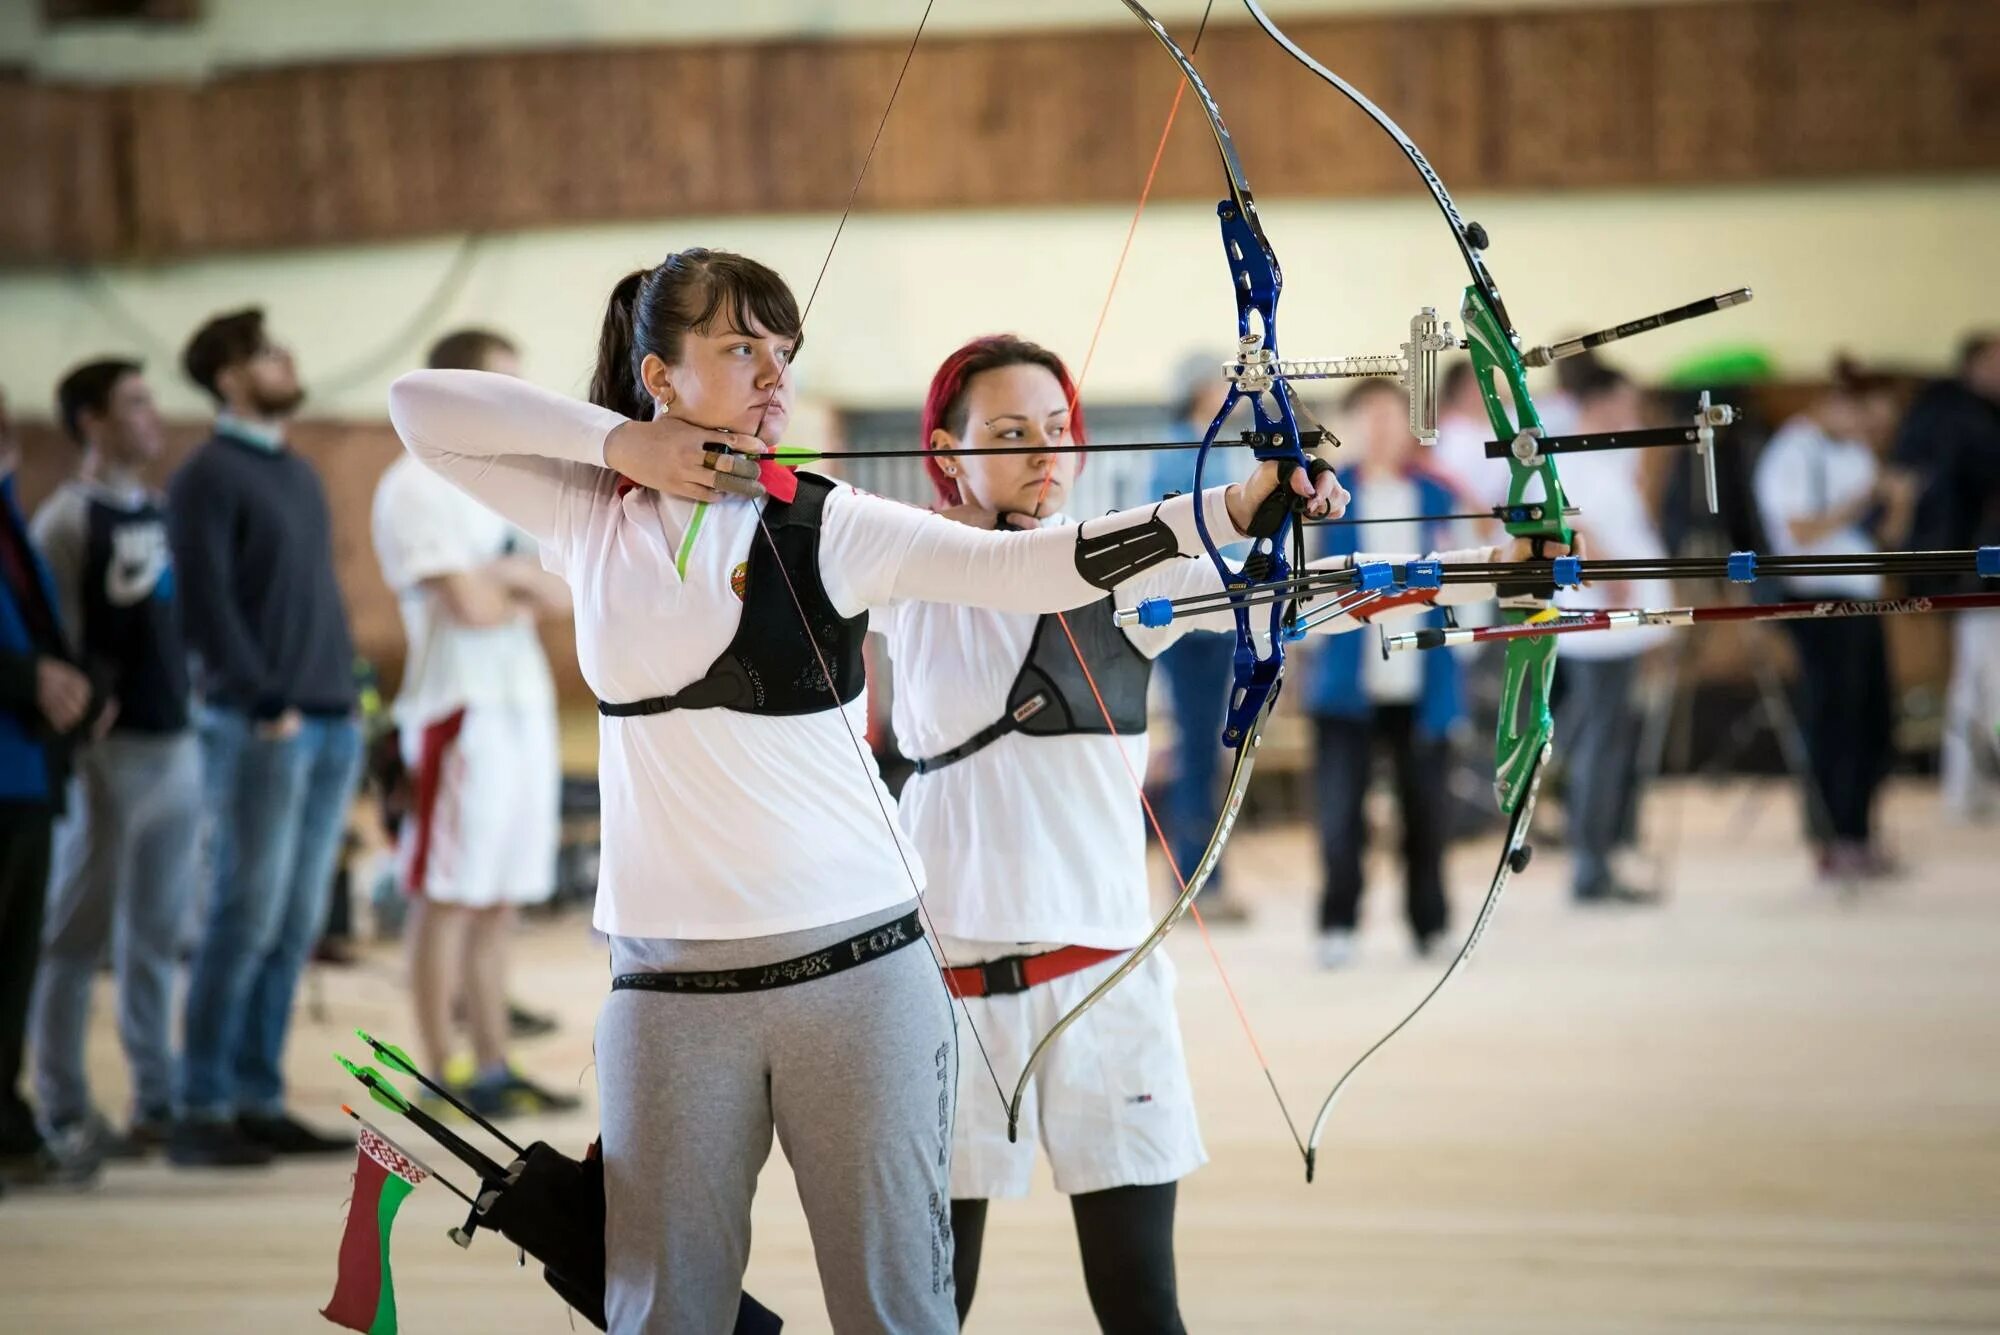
[167,1119,274,1169]
[508,1002,560,1040]
[121,1109,176,1159]
[70,1109,153,1162]
[1816,843,1871,889]
[237,1112,352,1157]
[464,1068,584,1120]
[2,1133,100,1188]
[1857,844,1907,881]
[1316,929,1357,971]
[1574,879,1662,906]
[312,937,361,968]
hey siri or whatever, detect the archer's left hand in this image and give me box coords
[1227,459,1349,535]
[1499,532,1587,564]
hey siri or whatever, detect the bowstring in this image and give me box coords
[742,0,1013,1115]
[1017,0,1307,1157]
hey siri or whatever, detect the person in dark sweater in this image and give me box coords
[166,309,362,1167]
[1894,332,2000,819]
[28,360,201,1171]
[0,386,114,1189]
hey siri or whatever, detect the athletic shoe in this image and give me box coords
[1574,879,1662,906]
[508,1002,560,1040]
[2,1130,101,1188]
[121,1108,176,1158]
[70,1108,160,1161]
[166,1119,274,1169]
[1316,929,1356,970]
[237,1112,352,1156]
[464,1069,584,1120]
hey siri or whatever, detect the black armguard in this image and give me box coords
[1074,507,1181,590]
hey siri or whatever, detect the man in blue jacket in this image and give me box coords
[0,388,111,1188]
[1306,379,1464,968]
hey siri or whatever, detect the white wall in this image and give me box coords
[3,0,1730,79]
[2,175,1993,424]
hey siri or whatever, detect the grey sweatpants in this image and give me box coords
[599,899,958,1335]
[30,730,202,1129]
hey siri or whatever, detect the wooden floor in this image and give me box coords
[3,780,1997,1334]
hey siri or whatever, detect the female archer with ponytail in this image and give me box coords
[388,250,1342,1332]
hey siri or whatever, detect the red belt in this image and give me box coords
[943,945,1125,999]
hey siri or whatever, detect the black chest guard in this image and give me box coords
[913,599,1152,774]
[598,472,866,719]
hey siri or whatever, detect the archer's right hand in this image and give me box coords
[605,417,767,504]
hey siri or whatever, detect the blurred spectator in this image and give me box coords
[0,387,111,1188]
[1429,358,1500,508]
[1551,363,1668,905]
[1894,332,2000,820]
[166,309,362,1166]
[371,329,577,1118]
[1147,353,1250,922]
[1307,379,1460,967]
[1754,359,1914,882]
[28,360,199,1173]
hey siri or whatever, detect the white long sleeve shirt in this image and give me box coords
[882,525,1505,948]
[386,369,1246,939]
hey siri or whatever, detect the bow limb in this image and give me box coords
[1302,742,1550,1179]
[996,1,1315,1159]
[1007,689,1282,1141]
[1240,0,1569,1178]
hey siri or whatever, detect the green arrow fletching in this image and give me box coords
[355,1028,422,1080]
[335,1053,412,1114]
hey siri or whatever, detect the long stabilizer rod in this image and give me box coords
[1521,288,1754,367]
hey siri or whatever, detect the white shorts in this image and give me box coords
[944,938,1207,1199]
[399,703,560,908]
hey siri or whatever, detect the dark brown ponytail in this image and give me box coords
[587,250,804,421]
[590,268,651,420]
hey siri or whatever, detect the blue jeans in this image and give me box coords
[178,709,362,1121]
[32,731,203,1129]
[1157,632,1236,892]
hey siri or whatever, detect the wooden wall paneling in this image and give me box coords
[667,42,770,217]
[10,0,2000,265]
[1648,2,1769,184]
[1914,0,2000,171]
[196,73,298,251]
[1767,0,1942,176]
[1217,16,1491,201]
[858,30,1141,212]
[1489,7,1657,188]
[752,40,876,215]
[0,81,122,260]
[446,52,549,230]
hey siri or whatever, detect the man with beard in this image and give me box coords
[166,309,361,1167]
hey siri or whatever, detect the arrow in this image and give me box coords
[334,1055,510,1183]
[355,1029,523,1155]
[1384,589,2000,652]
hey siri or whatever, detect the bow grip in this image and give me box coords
[1243,456,1335,539]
